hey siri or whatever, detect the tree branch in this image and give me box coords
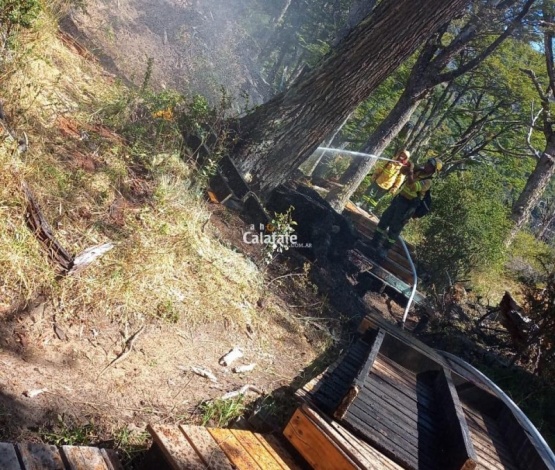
[526,106,543,159]
[436,0,536,84]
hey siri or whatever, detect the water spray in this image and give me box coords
[316,147,399,163]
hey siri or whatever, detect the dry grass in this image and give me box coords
[0,5,265,331]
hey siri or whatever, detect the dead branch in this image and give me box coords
[526,105,543,160]
[97,325,146,378]
[23,182,73,272]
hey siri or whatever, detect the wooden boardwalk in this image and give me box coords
[145,424,303,470]
[0,443,122,470]
[291,315,554,470]
[343,203,429,308]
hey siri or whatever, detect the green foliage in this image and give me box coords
[417,167,511,288]
[0,0,41,31]
[140,57,154,93]
[40,414,98,446]
[200,397,245,427]
[264,206,298,263]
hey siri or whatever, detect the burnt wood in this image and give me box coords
[434,368,478,470]
[334,329,386,420]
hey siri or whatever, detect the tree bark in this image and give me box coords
[232,0,470,197]
[506,143,555,246]
[332,0,377,47]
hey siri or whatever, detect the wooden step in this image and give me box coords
[146,423,303,470]
[0,442,122,470]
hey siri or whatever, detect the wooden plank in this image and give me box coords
[352,390,438,443]
[179,425,234,470]
[207,428,262,470]
[463,408,520,470]
[61,446,110,470]
[0,443,20,470]
[17,443,65,470]
[147,424,206,470]
[341,410,428,470]
[465,420,515,466]
[433,368,477,470]
[328,420,404,470]
[100,449,124,470]
[357,314,449,369]
[354,329,386,388]
[283,407,359,470]
[302,405,375,469]
[255,434,303,470]
[345,403,437,469]
[335,329,386,420]
[365,371,435,410]
[357,384,438,435]
[230,430,283,470]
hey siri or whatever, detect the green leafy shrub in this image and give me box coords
[417,166,511,289]
[0,0,41,32]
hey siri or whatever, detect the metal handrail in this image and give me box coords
[399,237,417,325]
[439,351,555,468]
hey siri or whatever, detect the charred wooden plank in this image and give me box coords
[334,329,386,420]
[327,420,405,470]
[496,407,549,470]
[463,408,521,470]
[17,442,64,470]
[61,446,111,470]
[433,368,477,470]
[354,388,439,440]
[342,408,435,470]
[0,443,20,470]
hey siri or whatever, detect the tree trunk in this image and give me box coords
[332,0,377,46]
[305,113,352,177]
[506,141,555,246]
[325,86,423,210]
[232,0,470,198]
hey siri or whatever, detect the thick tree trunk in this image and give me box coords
[506,142,555,246]
[332,0,377,46]
[232,0,470,197]
[325,87,423,210]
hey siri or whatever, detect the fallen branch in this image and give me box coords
[220,384,263,400]
[97,325,145,378]
[190,366,218,382]
[23,182,73,272]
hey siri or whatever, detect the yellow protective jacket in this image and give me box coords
[371,161,406,191]
[399,170,432,200]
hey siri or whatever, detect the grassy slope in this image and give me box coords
[1,10,268,330]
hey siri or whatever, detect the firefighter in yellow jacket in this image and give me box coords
[364,149,411,209]
[371,157,443,260]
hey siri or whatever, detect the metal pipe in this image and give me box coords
[399,237,417,325]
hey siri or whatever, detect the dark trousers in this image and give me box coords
[365,181,388,203]
[376,196,419,244]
